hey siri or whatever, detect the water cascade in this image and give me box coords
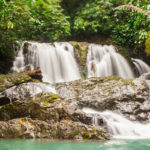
[87,44,134,78]
[12,42,81,83]
[132,58,150,76]
[12,42,25,72]
[83,108,150,139]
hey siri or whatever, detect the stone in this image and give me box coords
[0,92,109,140]
[56,76,150,122]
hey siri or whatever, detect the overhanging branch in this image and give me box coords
[114,5,150,17]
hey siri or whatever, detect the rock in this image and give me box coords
[56,76,150,122]
[0,118,108,140]
[24,67,42,81]
[0,92,109,140]
[0,82,56,106]
[69,41,88,78]
[0,73,32,92]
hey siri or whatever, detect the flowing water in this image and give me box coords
[132,58,150,76]
[0,139,150,150]
[12,42,80,83]
[82,108,150,139]
[87,44,134,78]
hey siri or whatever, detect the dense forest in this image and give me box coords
[0,0,150,72]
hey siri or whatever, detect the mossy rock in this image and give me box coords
[23,42,30,54]
[0,72,32,92]
[70,41,88,66]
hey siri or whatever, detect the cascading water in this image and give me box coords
[132,58,150,76]
[12,42,25,72]
[83,108,150,139]
[87,44,134,78]
[12,42,81,83]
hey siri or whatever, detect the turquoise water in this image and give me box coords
[0,139,150,150]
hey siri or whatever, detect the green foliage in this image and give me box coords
[73,0,115,35]
[0,0,149,65]
[0,0,71,62]
[112,10,149,54]
[28,0,70,41]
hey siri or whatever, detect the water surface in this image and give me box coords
[0,139,150,150]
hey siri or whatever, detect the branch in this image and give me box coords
[114,5,150,17]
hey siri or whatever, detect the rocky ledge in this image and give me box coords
[0,93,108,140]
[0,73,150,140]
[0,73,108,140]
[56,76,150,122]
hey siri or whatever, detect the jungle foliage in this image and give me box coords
[0,0,149,61]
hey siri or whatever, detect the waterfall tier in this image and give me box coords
[83,108,150,139]
[12,42,81,83]
[132,58,150,76]
[87,44,134,78]
[13,42,150,83]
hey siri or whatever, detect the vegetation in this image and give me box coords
[0,0,149,66]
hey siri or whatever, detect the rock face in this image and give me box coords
[0,93,108,140]
[56,76,150,122]
[1,73,150,140]
[70,41,88,78]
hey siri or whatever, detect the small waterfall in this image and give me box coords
[83,108,150,139]
[12,42,25,72]
[87,44,134,78]
[12,42,81,83]
[132,58,150,76]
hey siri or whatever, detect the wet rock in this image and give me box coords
[56,76,150,122]
[0,93,109,140]
[0,118,108,140]
[70,41,88,78]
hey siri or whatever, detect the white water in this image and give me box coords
[12,42,25,72]
[132,58,150,76]
[83,108,150,139]
[12,42,81,83]
[87,44,134,78]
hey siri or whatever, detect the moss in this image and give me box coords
[70,41,88,66]
[69,130,80,138]
[82,130,90,139]
[43,93,58,103]
[121,78,135,87]
[0,73,32,92]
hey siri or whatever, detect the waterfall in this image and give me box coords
[12,42,25,72]
[83,108,150,139]
[12,42,81,83]
[132,58,150,76]
[87,44,134,78]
